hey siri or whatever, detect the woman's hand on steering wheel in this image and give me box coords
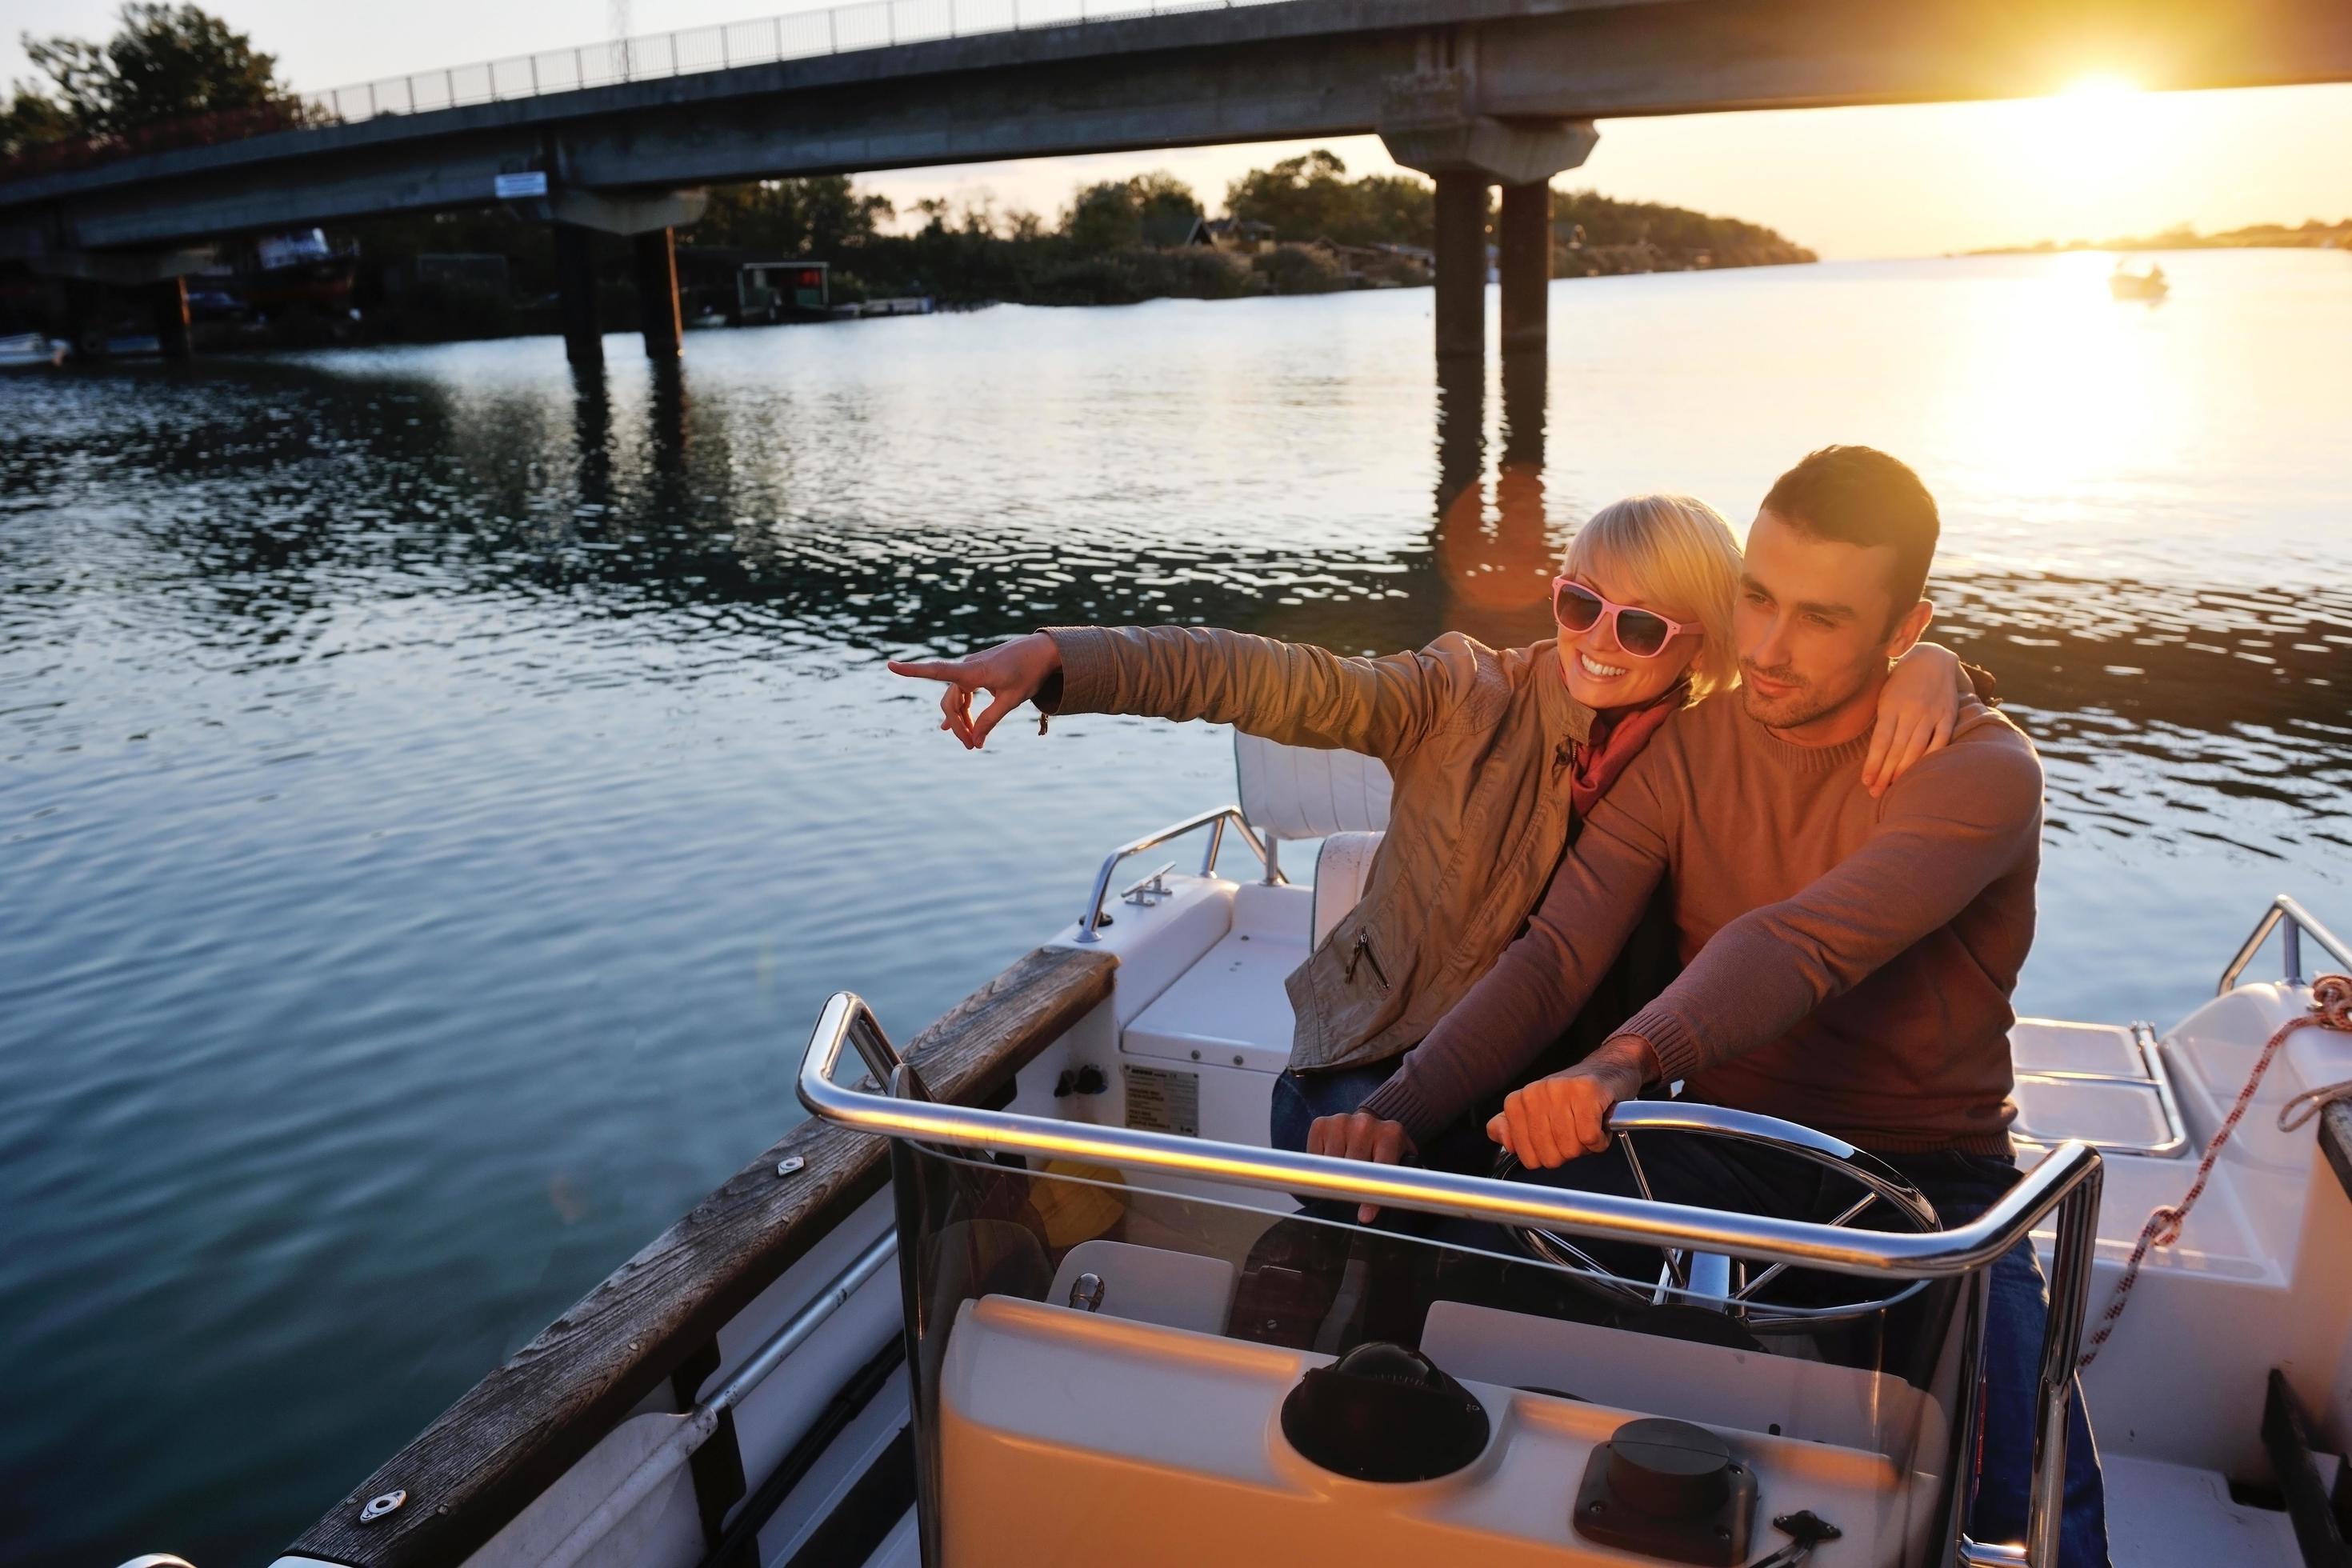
[1306,1111,1418,1223]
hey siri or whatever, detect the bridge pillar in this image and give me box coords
[29,245,215,362]
[1498,182,1550,357]
[64,280,111,362]
[1431,172,1487,364]
[510,188,705,365]
[1382,78,1594,366]
[553,223,604,370]
[633,227,682,360]
[149,277,194,362]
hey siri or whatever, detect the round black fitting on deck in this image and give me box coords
[1573,1416,1758,1565]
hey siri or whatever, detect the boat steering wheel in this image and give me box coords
[1495,1101,1946,1333]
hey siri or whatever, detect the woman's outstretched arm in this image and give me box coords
[888,625,1491,758]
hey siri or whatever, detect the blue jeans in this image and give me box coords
[1269,1064,1488,1166]
[1268,1070,2110,1567]
[1916,1153,2111,1568]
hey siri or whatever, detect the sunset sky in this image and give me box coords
[6,0,2349,258]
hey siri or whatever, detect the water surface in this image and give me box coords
[2,248,2347,1566]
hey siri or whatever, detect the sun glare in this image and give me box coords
[2024,74,2155,193]
[2061,74,2142,103]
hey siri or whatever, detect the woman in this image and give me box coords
[889,494,1980,1159]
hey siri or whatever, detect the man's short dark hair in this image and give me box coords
[1760,446,1939,610]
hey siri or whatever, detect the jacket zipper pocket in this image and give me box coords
[1344,930,1390,993]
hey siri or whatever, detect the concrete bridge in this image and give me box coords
[4,0,2347,367]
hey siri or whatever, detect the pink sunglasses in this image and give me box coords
[1550,578,1701,659]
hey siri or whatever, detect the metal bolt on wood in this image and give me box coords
[775,1155,806,1178]
[358,1490,406,1523]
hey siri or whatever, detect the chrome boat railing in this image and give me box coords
[1070,803,1282,943]
[799,992,2106,1567]
[2218,893,2352,994]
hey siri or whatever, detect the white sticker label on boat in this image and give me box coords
[494,171,550,199]
[1123,1065,1200,1138]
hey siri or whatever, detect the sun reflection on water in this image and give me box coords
[1923,250,2189,566]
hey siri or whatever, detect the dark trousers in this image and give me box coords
[1267,1068,2110,1568]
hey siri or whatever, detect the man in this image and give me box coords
[1314,446,2108,1566]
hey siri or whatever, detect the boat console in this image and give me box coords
[798,993,2105,1567]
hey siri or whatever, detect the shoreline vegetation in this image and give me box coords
[1,9,1818,351]
[1970,217,2352,254]
[350,162,1818,349]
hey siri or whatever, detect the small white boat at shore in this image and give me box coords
[126,738,2352,1568]
[0,331,66,368]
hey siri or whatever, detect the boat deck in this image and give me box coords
[2102,1454,2300,1565]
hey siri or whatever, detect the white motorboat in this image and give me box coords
[0,330,66,368]
[147,737,2352,1568]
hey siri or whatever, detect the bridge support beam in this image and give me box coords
[633,227,682,359]
[1382,90,1594,368]
[149,277,193,362]
[1498,181,1550,357]
[553,222,604,370]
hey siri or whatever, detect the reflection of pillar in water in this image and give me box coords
[1500,345,1546,470]
[1434,350,1558,638]
[571,363,613,525]
[649,360,689,474]
[1495,346,1553,621]
[1433,346,1485,523]
[1490,454,1551,605]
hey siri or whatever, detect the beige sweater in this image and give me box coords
[1359,693,2043,1157]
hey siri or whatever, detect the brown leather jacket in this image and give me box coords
[1043,625,1598,1076]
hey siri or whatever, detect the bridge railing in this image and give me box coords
[2,0,1292,185]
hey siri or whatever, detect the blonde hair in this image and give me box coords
[1562,494,1744,700]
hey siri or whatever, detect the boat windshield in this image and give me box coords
[886,1136,1982,1566]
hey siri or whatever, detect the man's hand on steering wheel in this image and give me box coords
[1306,1111,1417,1223]
[1486,1035,1659,1170]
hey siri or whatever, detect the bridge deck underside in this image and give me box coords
[4,0,2348,258]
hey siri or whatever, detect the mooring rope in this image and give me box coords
[2076,973,2352,1371]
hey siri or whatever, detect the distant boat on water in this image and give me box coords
[2110,261,2169,301]
[0,331,66,367]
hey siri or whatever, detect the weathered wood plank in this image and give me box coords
[2322,1102,2352,1211]
[289,946,1115,1567]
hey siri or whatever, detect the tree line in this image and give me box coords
[3,2,312,164]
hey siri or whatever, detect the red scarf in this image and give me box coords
[1568,686,1686,818]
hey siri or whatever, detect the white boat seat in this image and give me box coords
[2010,1019,2150,1079]
[1310,831,1384,949]
[1234,734,1390,880]
[2012,1077,2178,1152]
[2007,1018,2185,1158]
[1122,883,1310,1075]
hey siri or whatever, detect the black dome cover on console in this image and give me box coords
[1278,1342,1491,1482]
